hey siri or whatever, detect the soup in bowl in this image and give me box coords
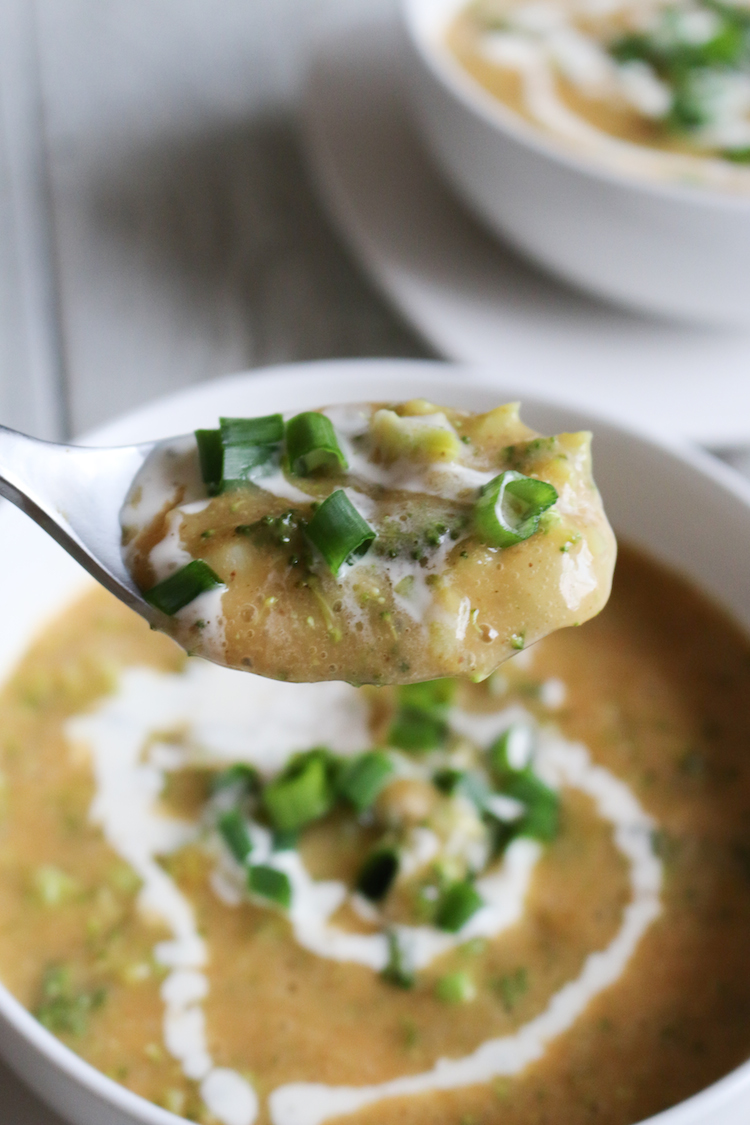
[2,359,750,1125]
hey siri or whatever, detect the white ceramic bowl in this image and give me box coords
[2,357,750,1125]
[400,0,750,326]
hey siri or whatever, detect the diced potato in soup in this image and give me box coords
[121,401,616,683]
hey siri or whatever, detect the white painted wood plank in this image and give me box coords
[0,0,66,437]
[34,0,423,435]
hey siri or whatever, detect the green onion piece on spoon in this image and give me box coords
[195,429,223,494]
[219,414,284,489]
[305,489,375,575]
[474,471,557,548]
[286,412,348,475]
[144,559,223,616]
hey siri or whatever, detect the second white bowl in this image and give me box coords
[401,0,750,326]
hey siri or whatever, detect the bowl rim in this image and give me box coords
[3,355,750,1125]
[400,0,750,213]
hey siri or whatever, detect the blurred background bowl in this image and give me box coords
[401,0,750,326]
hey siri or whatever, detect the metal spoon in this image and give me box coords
[0,423,160,623]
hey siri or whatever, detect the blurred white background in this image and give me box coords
[0,0,424,438]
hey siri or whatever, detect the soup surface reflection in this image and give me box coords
[1,548,750,1125]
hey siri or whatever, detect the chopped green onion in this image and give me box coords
[305,489,375,575]
[338,751,394,812]
[220,415,284,446]
[433,769,491,810]
[144,560,223,616]
[357,848,399,901]
[488,725,534,779]
[474,471,557,548]
[222,443,277,486]
[34,966,106,1037]
[286,412,347,476]
[398,678,456,714]
[389,709,447,752]
[495,966,529,1012]
[272,829,299,852]
[210,764,259,796]
[195,429,223,494]
[382,929,415,989]
[217,809,253,864]
[219,414,284,488]
[262,750,333,834]
[724,147,750,163]
[248,864,291,909]
[502,771,559,842]
[389,678,455,752]
[435,971,476,1004]
[435,880,484,932]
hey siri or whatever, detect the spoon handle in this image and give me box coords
[0,424,155,614]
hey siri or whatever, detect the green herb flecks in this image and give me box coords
[382,929,416,989]
[34,966,106,1037]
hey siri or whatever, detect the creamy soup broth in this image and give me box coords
[448,0,750,188]
[1,548,750,1125]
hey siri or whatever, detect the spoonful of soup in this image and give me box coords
[0,399,616,684]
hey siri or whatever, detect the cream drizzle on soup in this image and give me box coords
[121,401,615,685]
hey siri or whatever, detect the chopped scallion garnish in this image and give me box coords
[398,678,456,713]
[474,471,557,548]
[389,709,447,752]
[382,929,415,989]
[435,970,476,1004]
[217,809,253,864]
[144,559,223,616]
[433,768,491,810]
[248,864,291,909]
[286,412,347,476]
[503,771,559,842]
[219,414,284,488]
[220,415,285,446]
[338,751,394,812]
[389,678,454,752]
[305,490,375,575]
[356,848,399,901]
[262,750,334,834]
[435,880,484,932]
[195,429,223,494]
[210,763,259,797]
[488,725,534,779]
[272,829,299,852]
